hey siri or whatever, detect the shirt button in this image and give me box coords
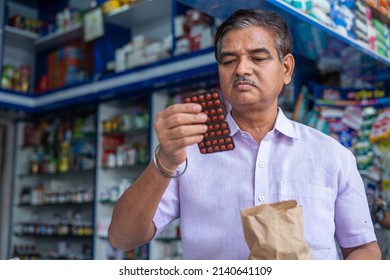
[258,195,265,202]
[259,163,265,168]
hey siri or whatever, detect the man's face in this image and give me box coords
[217,26,294,112]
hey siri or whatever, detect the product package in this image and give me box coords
[182,89,235,154]
[240,200,311,260]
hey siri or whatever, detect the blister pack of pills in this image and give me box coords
[183,90,235,154]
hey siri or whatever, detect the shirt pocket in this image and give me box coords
[277,181,335,252]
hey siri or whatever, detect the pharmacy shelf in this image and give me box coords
[0,48,218,112]
[267,0,390,67]
[105,0,171,29]
[5,23,83,53]
[2,0,390,113]
[5,25,38,45]
[34,23,83,53]
[178,0,390,67]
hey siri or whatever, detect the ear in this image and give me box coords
[282,53,295,85]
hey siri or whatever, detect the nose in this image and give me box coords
[235,57,253,76]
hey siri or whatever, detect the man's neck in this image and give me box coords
[231,107,278,143]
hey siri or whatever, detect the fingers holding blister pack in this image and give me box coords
[183,90,235,154]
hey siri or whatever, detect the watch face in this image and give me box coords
[83,7,105,42]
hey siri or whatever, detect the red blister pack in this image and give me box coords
[183,90,235,154]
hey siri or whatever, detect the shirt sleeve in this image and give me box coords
[334,150,377,248]
[152,176,180,238]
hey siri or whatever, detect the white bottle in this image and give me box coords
[56,10,64,32]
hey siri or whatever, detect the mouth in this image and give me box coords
[234,83,253,91]
[234,81,253,86]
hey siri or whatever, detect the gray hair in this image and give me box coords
[215,9,293,63]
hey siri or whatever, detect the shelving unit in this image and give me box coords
[1,0,220,260]
[10,108,97,259]
[5,25,38,44]
[5,23,83,52]
[94,95,150,260]
[0,48,217,111]
[0,0,220,111]
[105,0,171,31]
[34,22,83,53]
[268,0,390,66]
[179,0,390,68]
[2,0,388,111]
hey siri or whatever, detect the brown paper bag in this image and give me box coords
[240,200,311,260]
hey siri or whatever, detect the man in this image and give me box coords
[108,9,381,260]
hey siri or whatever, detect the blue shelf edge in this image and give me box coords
[0,48,218,112]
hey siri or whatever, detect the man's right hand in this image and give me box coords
[153,102,208,170]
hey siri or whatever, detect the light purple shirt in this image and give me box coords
[153,108,376,260]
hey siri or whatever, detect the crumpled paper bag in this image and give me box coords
[240,200,311,260]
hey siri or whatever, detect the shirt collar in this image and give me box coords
[226,107,299,140]
[274,107,299,139]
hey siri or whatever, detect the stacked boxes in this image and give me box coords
[372,18,389,56]
[282,0,390,58]
[47,41,92,90]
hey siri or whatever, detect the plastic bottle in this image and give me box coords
[56,10,64,32]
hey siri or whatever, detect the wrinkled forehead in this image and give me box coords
[220,27,277,51]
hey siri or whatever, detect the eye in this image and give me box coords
[221,59,236,65]
[253,57,267,62]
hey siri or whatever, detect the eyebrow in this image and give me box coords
[220,47,272,59]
